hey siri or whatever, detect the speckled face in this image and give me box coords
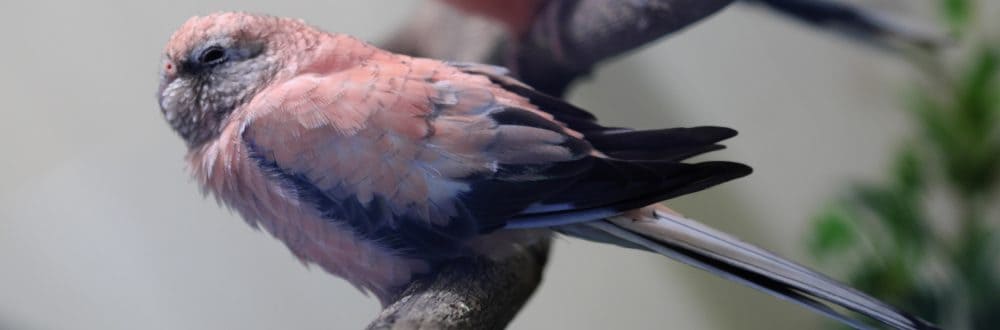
[158,15,277,148]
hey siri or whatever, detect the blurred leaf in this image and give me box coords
[848,257,944,325]
[940,0,972,37]
[969,244,1000,330]
[849,184,927,253]
[893,147,925,194]
[935,47,1000,196]
[849,258,913,304]
[971,298,1000,330]
[809,206,860,258]
[810,1,1000,328]
[955,225,998,291]
[956,47,999,136]
[910,65,1000,197]
[943,143,998,196]
[909,90,955,157]
[905,282,946,327]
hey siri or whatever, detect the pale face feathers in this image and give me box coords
[158,13,290,147]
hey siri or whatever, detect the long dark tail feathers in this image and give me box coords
[576,207,939,330]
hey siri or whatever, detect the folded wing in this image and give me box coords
[240,59,748,259]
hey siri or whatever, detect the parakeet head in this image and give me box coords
[158,13,293,147]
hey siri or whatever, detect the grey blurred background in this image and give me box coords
[0,1,948,329]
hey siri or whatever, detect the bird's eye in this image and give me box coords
[197,46,228,66]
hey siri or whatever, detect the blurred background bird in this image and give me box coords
[438,0,946,50]
[403,0,947,96]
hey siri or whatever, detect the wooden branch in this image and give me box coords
[367,240,551,330]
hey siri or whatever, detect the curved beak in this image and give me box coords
[158,61,177,110]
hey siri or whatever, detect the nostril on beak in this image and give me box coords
[163,61,177,77]
[161,61,178,84]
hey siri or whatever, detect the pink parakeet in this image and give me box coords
[157,12,935,330]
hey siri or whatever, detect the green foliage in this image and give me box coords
[808,2,1000,329]
[923,47,1000,197]
[941,0,973,37]
[809,206,859,259]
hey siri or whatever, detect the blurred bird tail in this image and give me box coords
[575,204,938,330]
[748,0,950,51]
